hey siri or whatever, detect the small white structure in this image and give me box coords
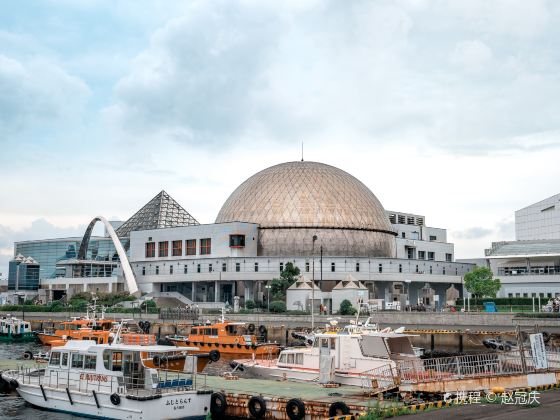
[286,275,325,311]
[332,274,369,314]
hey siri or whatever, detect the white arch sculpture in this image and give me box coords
[78,216,140,296]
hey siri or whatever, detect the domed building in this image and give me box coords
[215,161,397,258]
[12,161,473,313]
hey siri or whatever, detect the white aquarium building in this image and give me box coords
[7,161,473,311]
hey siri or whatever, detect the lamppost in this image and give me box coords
[311,235,318,330]
[265,284,271,312]
[404,279,412,311]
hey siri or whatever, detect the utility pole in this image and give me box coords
[311,235,317,330]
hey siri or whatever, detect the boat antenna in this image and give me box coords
[221,307,225,324]
[301,141,304,161]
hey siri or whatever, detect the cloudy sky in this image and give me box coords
[1,0,560,277]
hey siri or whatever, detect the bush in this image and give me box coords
[269,301,287,313]
[339,299,357,315]
[245,300,256,310]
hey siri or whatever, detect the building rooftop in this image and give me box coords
[485,240,560,258]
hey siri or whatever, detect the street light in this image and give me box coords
[404,279,412,311]
[311,235,318,330]
[265,284,271,312]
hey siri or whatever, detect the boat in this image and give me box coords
[0,315,35,342]
[234,328,421,387]
[1,332,218,419]
[167,310,280,357]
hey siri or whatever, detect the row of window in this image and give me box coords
[507,292,559,298]
[141,261,459,276]
[49,352,96,370]
[389,214,424,226]
[146,239,211,258]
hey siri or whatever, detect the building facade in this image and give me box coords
[6,161,473,310]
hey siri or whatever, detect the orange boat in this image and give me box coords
[167,319,280,356]
[36,318,117,346]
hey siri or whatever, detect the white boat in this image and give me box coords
[1,340,215,419]
[235,329,421,388]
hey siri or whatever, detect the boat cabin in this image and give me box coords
[45,340,203,394]
[0,316,31,336]
[277,332,418,373]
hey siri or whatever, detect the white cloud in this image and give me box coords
[0,54,91,134]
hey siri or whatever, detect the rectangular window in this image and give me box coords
[222,262,227,272]
[429,235,437,241]
[155,266,159,275]
[331,262,335,272]
[399,264,402,273]
[305,262,310,272]
[229,234,245,247]
[141,267,146,275]
[235,262,240,272]
[398,215,405,224]
[158,241,169,257]
[184,265,188,274]
[84,355,96,370]
[417,218,424,226]
[401,232,406,238]
[197,264,201,273]
[49,352,61,366]
[172,240,182,256]
[356,262,360,272]
[254,262,259,272]
[61,353,68,367]
[455,268,458,275]
[407,216,414,225]
[429,266,433,274]
[418,251,425,260]
[416,265,419,273]
[428,252,435,261]
[186,239,196,255]
[523,293,528,297]
[389,214,396,224]
[209,264,213,272]
[378,264,382,273]
[443,267,446,275]
[71,353,84,369]
[280,262,284,272]
[145,242,155,258]
[445,253,452,262]
[508,293,513,298]
[200,238,211,255]
[170,265,173,274]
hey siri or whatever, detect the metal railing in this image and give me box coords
[359,363,398,390]
[396,350,560,384]
[4,364,207,397]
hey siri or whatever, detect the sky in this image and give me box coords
[1,0,560,278]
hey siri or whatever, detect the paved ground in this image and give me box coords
[404,389,560,419]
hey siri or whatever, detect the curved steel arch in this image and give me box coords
[78,216,140,296]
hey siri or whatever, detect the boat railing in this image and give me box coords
[358,363,398,391]
[396,350,560,384]
[6,364,208,396]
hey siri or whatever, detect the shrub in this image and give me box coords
[245,300,256,310]
[269,301,287,313]
[339,299,357,315]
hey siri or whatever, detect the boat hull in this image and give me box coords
[13,382,210,420]
[0,332,36,343]
[169,338,279,356]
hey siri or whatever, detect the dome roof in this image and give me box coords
[215,161,391,232]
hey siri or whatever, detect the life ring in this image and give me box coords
[285,398,305,420]
[248,395,267,418]
[210,392,228,416]
[209,350,221,362]
[110,393,121,405]
[247,324,256,333]
[258,325,267,334]
[22,351,33,360]
[215,343,220,347]
[328,401,349,417]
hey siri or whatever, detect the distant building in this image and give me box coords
[460,193,560,299]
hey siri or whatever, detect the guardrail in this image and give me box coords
[396,350,560,384]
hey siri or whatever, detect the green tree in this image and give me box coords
[339,299,357,315]
[270,262,300,301]
[464,266,501,303]
[269,301,287,313]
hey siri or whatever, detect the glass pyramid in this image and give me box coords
[115,190,199,238]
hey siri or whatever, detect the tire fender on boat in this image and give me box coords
[209,350,221,362]
[328,401,349,417]
[9,379,19,390]
[247,324,256,333]
[285,398,305,420]
[22,351,33,360]
[152,355,161,366]
[110,393,121,405]
[248,395,267,418]
[210,392,228,416]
